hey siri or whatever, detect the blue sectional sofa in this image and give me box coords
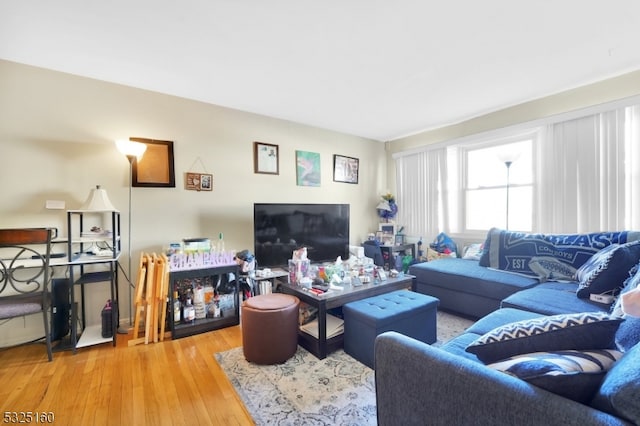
[411,257,540,317]
[375,229,640,425]
[410,228,640,318]
[411,258,611,318]
[375,325,640,426]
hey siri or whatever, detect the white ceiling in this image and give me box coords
[2,1,640,141]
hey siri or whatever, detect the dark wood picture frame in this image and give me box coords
[253,141,279,175]
[333,154,359,184]
[131,138,175,187]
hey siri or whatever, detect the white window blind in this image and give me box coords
[537,108,632,233]
[395,103,640,241]
[395,147,449,239]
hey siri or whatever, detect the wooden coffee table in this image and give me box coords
[278,274,416,359]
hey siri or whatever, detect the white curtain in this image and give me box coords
[395,147,449,239]
[626,105,640,231]
[396,103,640,240]
[537,107,634,233]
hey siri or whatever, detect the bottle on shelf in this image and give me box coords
[181,289,189,324]
[173,290,181,324]
[216,232,225,253]
[194,284,206,319]
[184,292,195,324]
[213,299,221,318]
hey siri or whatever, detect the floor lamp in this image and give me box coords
[504,160,513,230]
[115,140,147,333]
[498,151,521,230]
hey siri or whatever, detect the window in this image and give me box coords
[463,138,534,232]
[395,101,640,242]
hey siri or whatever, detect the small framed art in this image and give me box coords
[296,150,321,187]
[185,172,213,191]
[254,142,279,174]
[379,223,396,235]
[333,154,359,184]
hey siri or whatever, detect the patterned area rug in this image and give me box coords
[216,346,376,425]
[214,310,473,425]
[433,310,475,347]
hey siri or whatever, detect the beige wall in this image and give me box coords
[0,60,385,343]
[386,69,640,188]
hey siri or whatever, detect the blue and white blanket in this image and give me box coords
[479,228,640,281]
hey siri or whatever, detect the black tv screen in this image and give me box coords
[254,203,350,267]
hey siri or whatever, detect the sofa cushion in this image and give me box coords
[488,349,622,404]
[465,307,544,336]
[575,240,640,299]
[439,333,482,362]
[410,258,538,300]
[466,312,622,363]
[501,285,610,316]
[591,343,640,425]
[615,316,640,353]
[610,262,640,352]
[441,308,544,362]
[479,228,640,281]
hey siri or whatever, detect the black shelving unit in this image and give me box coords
[168,264,239,339]
[66,210,121,352]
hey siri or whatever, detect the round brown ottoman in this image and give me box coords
[241,293,300,364]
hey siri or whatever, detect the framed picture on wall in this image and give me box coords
[333,154,359,184]
[253,141,279,174]
[131,138,176,187]
[185,172,213,191]
[296,150,321,187]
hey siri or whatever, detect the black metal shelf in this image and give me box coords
[66,210,120,353]
[169,264,240,339]
[74,270,114,285]
[172,314,239,339]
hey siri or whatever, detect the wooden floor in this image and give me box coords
[0,325,254,426]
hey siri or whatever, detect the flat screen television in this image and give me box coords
[254,203,350,267]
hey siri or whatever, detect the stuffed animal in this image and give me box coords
[234,249,256,273]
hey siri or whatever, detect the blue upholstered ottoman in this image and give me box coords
[343,289,439,368]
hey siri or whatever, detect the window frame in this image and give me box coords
[457,130,539,235]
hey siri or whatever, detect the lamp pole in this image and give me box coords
[115,139,146,334]
[504,160,512,230]
[123,155,135,332]
[117,155,135,333]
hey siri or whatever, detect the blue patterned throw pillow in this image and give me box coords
[488,349,622,403]
[466,312,623,363]
[575,240,640,299]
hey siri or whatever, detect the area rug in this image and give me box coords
[214,310,473,425]
[433,310,475,346]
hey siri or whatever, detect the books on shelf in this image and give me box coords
[300,314,344,339]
